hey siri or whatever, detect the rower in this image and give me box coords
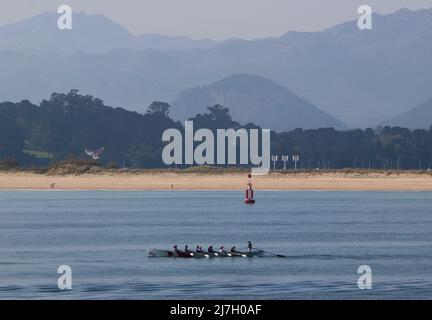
[173,245,179,252]
[208,245,214,253]
[196,245,203,253]
[219,246,226,253]
[185,245,190,253]
[230,246,236,253]
[247,241,253,252]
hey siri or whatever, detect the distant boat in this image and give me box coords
[147,249,265,258]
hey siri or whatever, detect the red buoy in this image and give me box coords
[244,173,255,204]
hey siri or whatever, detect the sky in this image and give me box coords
[1,0,432,39]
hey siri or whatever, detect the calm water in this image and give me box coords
[0,190,431,299]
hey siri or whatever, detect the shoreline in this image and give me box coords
[1,171,432,191]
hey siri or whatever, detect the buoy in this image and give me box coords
[244,173,255,204]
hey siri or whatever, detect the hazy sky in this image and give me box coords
[1,0,432,39]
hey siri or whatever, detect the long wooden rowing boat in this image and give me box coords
[147,249,266,258]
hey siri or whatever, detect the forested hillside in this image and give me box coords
[1,90,432,170]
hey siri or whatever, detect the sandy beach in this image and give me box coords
[1,171,432,191]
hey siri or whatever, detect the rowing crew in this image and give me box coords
[174,241,253,255]
[148,241,268,258]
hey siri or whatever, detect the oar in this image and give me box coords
[254,248,286,258]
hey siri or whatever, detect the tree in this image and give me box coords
[146,101,171,117]
[206,104,231,121]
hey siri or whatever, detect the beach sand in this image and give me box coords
[1,171,432,191]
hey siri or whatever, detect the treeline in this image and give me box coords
[272,127,432,170]
[0,90,181,168]
[1,90,432,170]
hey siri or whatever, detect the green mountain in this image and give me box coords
[172,74,346,131]
[383,98,432,129]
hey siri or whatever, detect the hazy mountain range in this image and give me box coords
[1,8,431,128]
[0,12,219,53]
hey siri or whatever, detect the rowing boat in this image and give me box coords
[147,249,194,258]
[147,249,266,258]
